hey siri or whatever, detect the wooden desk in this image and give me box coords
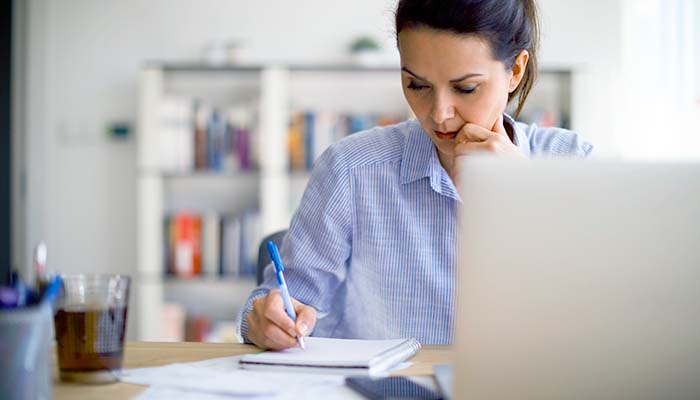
[53,342,452,399]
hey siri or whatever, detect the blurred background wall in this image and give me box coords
[10,0,699,340]
[14,0,400,279]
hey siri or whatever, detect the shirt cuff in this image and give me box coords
[236,288,270,344]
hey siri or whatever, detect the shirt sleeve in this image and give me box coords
[237,144,353,343]
[527,125,594,157]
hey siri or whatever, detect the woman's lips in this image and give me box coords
[435,130,459,140]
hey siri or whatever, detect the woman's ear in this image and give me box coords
[508,50,529,93]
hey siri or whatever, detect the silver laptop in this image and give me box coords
[455,158,700,399]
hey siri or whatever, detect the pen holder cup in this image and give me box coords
[0,303,54,400]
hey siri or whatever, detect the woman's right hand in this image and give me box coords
[246,289,317,350]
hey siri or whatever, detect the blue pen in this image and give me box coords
[11,274,42,307]
[266,241,306,350]
[40,276,63,309]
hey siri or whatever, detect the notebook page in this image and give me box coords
[241,337,410,367]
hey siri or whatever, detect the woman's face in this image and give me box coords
[398,27,524,163]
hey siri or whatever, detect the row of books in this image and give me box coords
[288,111,405,171]
[158,97,257,173]
[163,210,262,279]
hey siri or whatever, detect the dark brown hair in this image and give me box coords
[395,0,540,118]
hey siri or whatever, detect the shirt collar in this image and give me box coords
[504,113,531,157]
[400,120,462,201]
[400,119,435,185]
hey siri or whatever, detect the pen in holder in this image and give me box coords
[0,275,60,399]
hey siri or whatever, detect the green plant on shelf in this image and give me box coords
[349,36,381,53]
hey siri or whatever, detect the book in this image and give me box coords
[194,101,209,170]
[228,106,254,171]
[201,213,221,277]
[238,209,262,276]
[171,213,202,278]
[288,113,305,171]
[163,209,261,279]
[239,337,421,375]
[304,112,315,170]
[287,110,407,171]
[207,109,227,171]
[185,315,211,342]
[158,96,194,172]
[220,216,241,276]
[160,303,186,342]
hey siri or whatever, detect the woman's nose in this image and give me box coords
[430,92,455,124]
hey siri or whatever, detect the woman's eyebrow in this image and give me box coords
[401,67,483,83]
[401,66,427,81]
[449,73,484,83]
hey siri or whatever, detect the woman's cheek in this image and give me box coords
[458,94,502,129]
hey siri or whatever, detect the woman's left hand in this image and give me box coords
[453,115,525,158]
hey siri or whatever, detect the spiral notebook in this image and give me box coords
[239,337,421,375]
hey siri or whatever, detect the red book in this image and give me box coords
[186,315,211,342]
[173,213,202,278]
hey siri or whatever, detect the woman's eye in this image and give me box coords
[407,81,429,91]
[455,85,478,94]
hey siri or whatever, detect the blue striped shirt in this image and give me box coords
[238,115,593,345]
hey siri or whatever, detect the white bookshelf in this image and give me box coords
[136,63,407,341]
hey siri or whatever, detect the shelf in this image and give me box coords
[163,276,256,286]
[538,68,575,75]
[148,60,568,78]
[163,73,261,107]
[160,170,261,179]
[289,70,406,114]
[162,173,259,214]
[289,170,312,177]
[163,277,257,322]
[145,61,400,73]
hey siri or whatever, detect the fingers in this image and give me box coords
[249,312,299,350]
[263,290,297,336]
[454,124,470,144]
[248,290,317,350]
[491,114,507,136]
[248,291,297,350]
[455,140,498,155]
[292,300,317,337]
[453,114,517,157]
[456,123,491,143]
[455,115,507,144]
[455,136,525,159]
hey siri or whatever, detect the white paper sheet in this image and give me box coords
[132,376,436,400]
[133,384,367,400]
[123,354,419,399]
[122,355,344,398]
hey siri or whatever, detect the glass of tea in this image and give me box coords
[54,274,130,383]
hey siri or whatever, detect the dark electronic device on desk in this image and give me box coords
[345,376,442,400]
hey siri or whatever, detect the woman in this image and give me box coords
[239,0,592,350]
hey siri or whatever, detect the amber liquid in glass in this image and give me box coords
[54,306,128,379]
